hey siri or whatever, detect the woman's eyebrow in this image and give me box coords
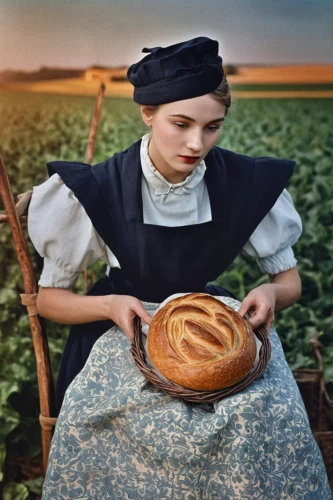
[169,114,225,123]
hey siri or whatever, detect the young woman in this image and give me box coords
[28,37,330,498]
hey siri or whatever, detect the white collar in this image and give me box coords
[140,133,206,195]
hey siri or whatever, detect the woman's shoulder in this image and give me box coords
[211,144,296,170]
[46,138,142,187]
[209,146,296,193]
[29,173,87,228]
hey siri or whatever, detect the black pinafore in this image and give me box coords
[48,140,295,411]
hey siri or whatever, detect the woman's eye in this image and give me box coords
[173,123,221,131]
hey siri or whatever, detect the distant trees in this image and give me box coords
[0,66,84,82]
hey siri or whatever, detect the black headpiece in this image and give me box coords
[127,36,224,105]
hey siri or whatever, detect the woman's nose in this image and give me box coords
[186,130,203,152]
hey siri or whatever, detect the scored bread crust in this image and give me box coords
[147,293,257,391]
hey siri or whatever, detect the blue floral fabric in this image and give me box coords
[43,298,331,499]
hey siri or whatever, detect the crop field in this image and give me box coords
[0,89,333,495]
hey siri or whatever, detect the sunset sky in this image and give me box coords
[1,0,332,72]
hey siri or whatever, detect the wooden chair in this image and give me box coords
[0,83,105,474]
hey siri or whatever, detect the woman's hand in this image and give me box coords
[238,267,302,335]
[238,284,277,334]
[37,288,152,343]
[105,295,152,343]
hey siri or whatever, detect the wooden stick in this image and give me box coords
[85,82,106,164]
[0,156,56,474]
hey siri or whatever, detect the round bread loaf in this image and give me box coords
[147,293,257,391]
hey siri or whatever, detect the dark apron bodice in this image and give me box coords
[49,140,295,302]
[48,140,295,410]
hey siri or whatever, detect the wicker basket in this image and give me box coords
[131,315,271,404]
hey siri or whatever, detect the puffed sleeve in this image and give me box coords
[241,189,302,275]
[28,173,116,289]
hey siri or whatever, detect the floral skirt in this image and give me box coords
[43,297,331,500]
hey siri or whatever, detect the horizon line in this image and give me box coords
[2,62,333,73]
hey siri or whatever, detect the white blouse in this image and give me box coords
[28,134,302,289]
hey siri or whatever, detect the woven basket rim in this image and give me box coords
[131,313,271,404]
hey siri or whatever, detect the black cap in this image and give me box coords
[127,36,224,105]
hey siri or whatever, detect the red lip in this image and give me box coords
[179,155,200,164]
[179,155,200,159]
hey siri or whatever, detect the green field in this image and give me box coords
[230,83,333,91]
[0,90,333,495]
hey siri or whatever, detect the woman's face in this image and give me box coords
[141,94,226,184]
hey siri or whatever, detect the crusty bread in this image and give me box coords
[147,293,257,391]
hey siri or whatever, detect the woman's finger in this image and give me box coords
[248,315,268,330]
[123,317,135,343]
[246,306,271,330]
[264,322,271,335]
[122,328,134,343]
[263,314,274,335]
[251,311,274,333]
[238,296,254,317]
[133,302,152,325]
